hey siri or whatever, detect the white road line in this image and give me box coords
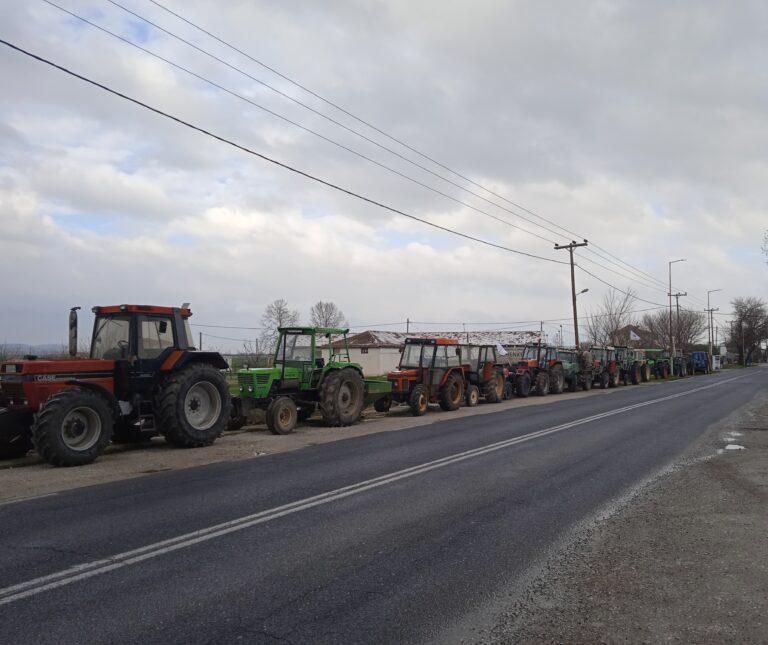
[0,372,754,606]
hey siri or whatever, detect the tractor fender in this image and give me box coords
[161,351,229,372]
[64,379,120,418]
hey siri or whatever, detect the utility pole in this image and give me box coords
[554,239,588,348]
[199,331,203,350]
[668,259,686,367]
[671,292,686,354]
[706,289,722,371]
[406,318,410,333]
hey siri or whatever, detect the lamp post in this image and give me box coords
[574,288,588,346]
[668,259,686,367]
[707,288,722,370]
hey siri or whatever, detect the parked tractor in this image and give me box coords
[555,349,594,392]
[614,346,642,385]
[645,349,671,379]
[385,338,465,416]
[514,344,564,397]
[235,327,391,434]
[688,351,710,374]
[0,305,232,466]
[457,344,505,406]
[590,347,621,388]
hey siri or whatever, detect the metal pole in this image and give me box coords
[199,331,202,350]
[668,259,685,367]
[554,240,588,348]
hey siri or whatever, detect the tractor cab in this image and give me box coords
[387,338,465,416]
[457,344,505,405]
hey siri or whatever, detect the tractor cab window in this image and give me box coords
[280,334,313,363]
[91,316,131,360]
[522,346,539,360]
[400,342,424,368]
[138,316,175,359]
[435,345,461,368]
[460,345,480,369]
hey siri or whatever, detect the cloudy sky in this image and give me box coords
[1,0,767,351]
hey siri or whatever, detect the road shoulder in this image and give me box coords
[482,385,768,643]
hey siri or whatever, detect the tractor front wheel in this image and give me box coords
[482,373,504,403]
[516,373,532,398]
[158,363,231,448]
[439,373,464,411]
[32,388,114,466]
[550,367,564,394]
[503,381,514,400]
[535,372,549,396]
[600,371,610,389]
[409,385,428,416]
[373,396,392,413]
[267,397,298,435]
[319,368,365,426]
[465,384,480,407]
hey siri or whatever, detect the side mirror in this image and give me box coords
[159,320,168,334]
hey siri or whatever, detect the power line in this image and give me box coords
[141,0,686,299]
[0,38,567,266]
[43,0,560,249]
[576,265,667,307]
[191,323,263,330]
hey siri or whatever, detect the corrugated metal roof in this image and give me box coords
[337,329,544,348]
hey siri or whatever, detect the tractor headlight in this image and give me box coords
[248,385,253,392]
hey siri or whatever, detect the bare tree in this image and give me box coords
[641,309,707,351]
[586,288,637,347]
[260,299,300,350]
[309,301,348,328]
[729,297,768,364]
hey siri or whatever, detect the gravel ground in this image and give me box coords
[481,384,768,644]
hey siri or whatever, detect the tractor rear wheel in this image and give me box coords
[439,373,464,411]
[550,367,564,394]
[465,384,480,407]
[599,371,610,389]
[409,385,428,416]
[319,368,365,426]
[158,363,231,448]
[267,397,298,435]
[32,388,114,466]
[535,372,549,396]
[515,373,531,398]
[482,373,504,403]
[583,373,593,390]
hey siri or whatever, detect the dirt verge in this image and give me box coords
[482,385,768,643]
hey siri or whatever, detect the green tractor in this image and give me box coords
[235,327,391,435]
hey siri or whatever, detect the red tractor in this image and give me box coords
[383,338,465,416]
[457,343,506,406]
[0,305,232,466]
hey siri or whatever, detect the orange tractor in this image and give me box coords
[0,305,232,466]
[381,338,465,416]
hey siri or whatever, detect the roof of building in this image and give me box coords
[323,329,544,349]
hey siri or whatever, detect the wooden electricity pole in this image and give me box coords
[554,240,588,348]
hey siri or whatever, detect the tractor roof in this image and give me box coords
[92,304,192,317]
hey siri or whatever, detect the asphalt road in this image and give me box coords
[1,369,765,644]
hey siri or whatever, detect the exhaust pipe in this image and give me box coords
[69,307,81,357]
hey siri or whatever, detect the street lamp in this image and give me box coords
[707,288,722,370]
[577,288,589,296]
[669,259,686,368]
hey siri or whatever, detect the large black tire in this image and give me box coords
[582,373,593,391]
[409,384,428,416]
[465,384,480,407]
[568,375,578,393]
[266,397,298,435]
[373,396,392,413]
[503,381,514,400]
[319,367,365,426]
[482,373,505,403]
[515,373,532,398]
[599,371,610,389]
[157,363,231,448]
[550,367,564,394]
[439,372,464,411]
[631,365,641,385]
[535,372,549,396]
[32,388,114,466]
